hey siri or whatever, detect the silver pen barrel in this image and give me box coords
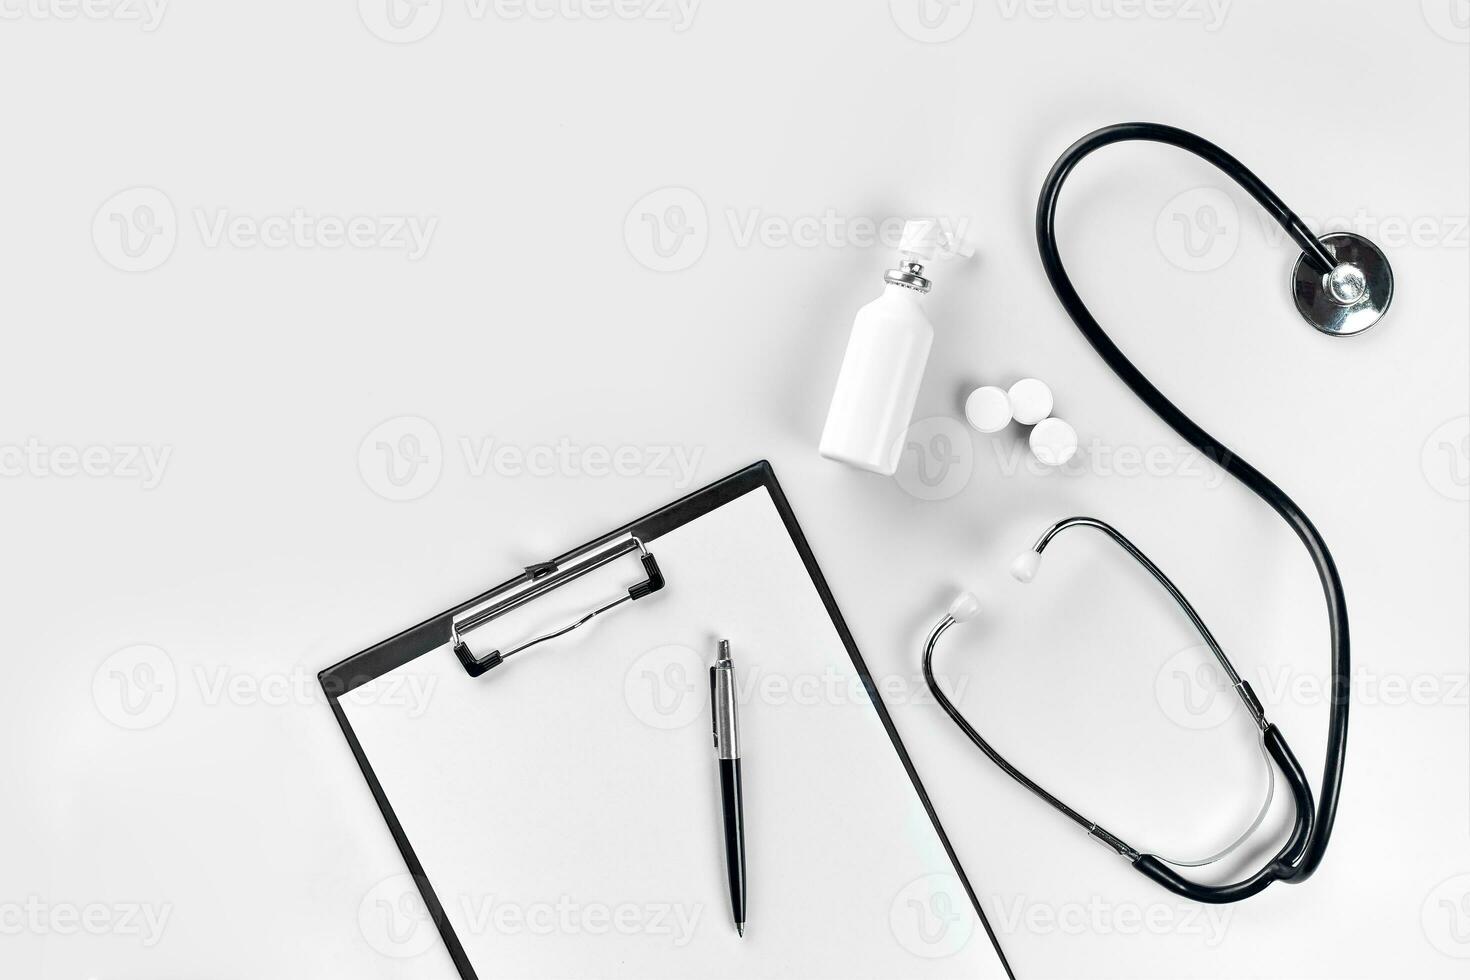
[711,640,740,760]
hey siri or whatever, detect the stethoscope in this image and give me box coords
[922,123,1390,904]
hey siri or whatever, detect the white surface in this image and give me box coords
[341,487,1008,978]
[967,386,1015,433]
[1029,417,1080,466]
[1,2,1466,979]
[1008,378,1056,426]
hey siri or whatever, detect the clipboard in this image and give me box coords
[320,461,1013,979]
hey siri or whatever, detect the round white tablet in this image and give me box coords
[1007,378,1055,425]
[965,386,1013,433]
[1029,417,1078,467]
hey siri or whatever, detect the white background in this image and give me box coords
[1,1,1466,977]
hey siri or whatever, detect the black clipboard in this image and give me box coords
[319,461,1014,979]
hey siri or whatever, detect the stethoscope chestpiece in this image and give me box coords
[1291,232,1394,337]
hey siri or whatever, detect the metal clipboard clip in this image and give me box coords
[450,536,665,678]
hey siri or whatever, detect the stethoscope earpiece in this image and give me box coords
[946,591,982,624]
[1009,550,1043,584]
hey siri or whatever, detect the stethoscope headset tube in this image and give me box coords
[925,123,1360,904]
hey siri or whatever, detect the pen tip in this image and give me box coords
[736,922,744,937]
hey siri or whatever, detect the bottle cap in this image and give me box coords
[885,219,973,293]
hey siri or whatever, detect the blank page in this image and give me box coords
[341,486,1008,979]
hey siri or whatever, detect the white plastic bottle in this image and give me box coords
[819,220,972,475]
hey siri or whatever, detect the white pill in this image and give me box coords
[965,386,1013,433]
[1029,417,1078,467]
[1007,378,1054,425]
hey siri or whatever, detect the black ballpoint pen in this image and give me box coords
[710,640,747,937]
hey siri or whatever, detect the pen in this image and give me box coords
[710,639,746,938]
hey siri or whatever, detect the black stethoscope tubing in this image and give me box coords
[924,122,1351,905]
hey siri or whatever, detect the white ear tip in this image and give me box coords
[947,591,982,623]
[1010,551,1043,583]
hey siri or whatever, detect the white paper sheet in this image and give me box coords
[342,486,1009,979]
